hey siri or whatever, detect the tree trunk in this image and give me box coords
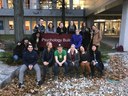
[13,0,24,43]
[62,0,65,27]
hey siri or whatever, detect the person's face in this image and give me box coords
[40,19,44,25]
[58,47,63,52]
[70,45,75,52]
[83,22,86,26]
[80,46,85,52]
[24,39,29,44]
[48,42,53,49]
[27,45,33,52]
[49,23,53,28]
[70,21,73,26]
[92,26,96,30]
[76,30,80,35]
[60,23,63,28]
[92,45,96,51]
[36,33,40,38]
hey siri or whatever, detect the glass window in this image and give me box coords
[74,21,78,29]
[0,20,4,30]
[8,0,13,9]
[73,0,85,9]
[32,21,36,29]
[56,0,70,9]
[9,21,14,30]
[65,21,69,28]
[24,0,30,9]
[0,0,2,9]
[40,0,52,9]
[25,21,30,31]
[57,21,61,26]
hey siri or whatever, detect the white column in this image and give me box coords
[70,0,73,9]
[119,0,128,51]
[2,0,7,8]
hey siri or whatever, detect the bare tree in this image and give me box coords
[13,0,24,43]
[53,0,66,27]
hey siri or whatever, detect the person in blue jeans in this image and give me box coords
[90,45,104,78]
[18,44,42,88]
[53,44,68,80]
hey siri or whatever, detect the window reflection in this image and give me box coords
[25,21,30,31]
[73,0,85,9]
[40,0,52,9]
[9,21,14,30]
[0,0,2,9]
[8,0,13,9]
[56,0,70,9]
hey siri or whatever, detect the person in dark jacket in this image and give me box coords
[67,21,76,34]
[33,18,45,34]
[80,46,91,77]
[18,44,42,88]
[56,22,67,34]
[30,32,42,54]
[80,22,91,50]
[90,45,104,77]
[70,30,82,49]
[67,44,80,78]
[13,41,24,61]
[42,42,54,82]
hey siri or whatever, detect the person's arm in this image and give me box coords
[31,52,38,66]
[97,31,102,42]
[48,50,54,64]
[74,53,80,63]
[76,35,82,49]
[61,51,67,64]
[67,53,72,63]
[54,51,60,64]
[42,49,45,63]
[40,26,45,33]
[61,55,66,65]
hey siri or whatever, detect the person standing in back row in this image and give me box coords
[34,18,45,34]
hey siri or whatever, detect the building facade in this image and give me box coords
[0,0,87,34]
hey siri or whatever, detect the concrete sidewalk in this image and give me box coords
[0,61,18,88]
[102,36,119,48]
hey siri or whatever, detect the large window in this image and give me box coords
[40,0,52,9]
[0,20,3,30]
[56,0,70,9]
[9,21,14,30]
[24,0,30,9]
[32,21,36,30]
[25,21,30,31]
[0,0,2,9]
[73,0,85,9]
[8,0,13,9]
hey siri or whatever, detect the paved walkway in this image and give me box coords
[102,35,119,47]
[0,61,18,88]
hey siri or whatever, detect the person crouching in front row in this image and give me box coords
[53,44,68,80]
[67,44,80,78]
[90,45,104,78]
[42,42,54,82]
[18,44,42,88]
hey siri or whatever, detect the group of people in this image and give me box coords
[13,18,104,88]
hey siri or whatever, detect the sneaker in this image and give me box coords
[36,80,43,86]
[18,83,25,88]
[54,76,58,81]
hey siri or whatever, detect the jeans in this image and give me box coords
[19,64,41,84]
[90,62,103,76]
[53,62,68,76]
[68,61,79,74]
